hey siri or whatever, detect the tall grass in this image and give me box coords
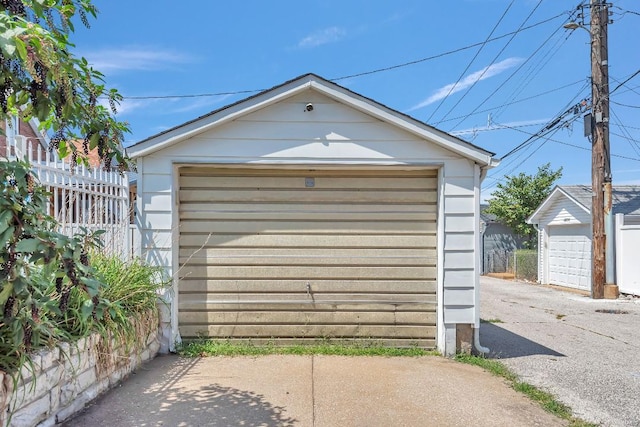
[92,254,166,315]
[0,254,166,374]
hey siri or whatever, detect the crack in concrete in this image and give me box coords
[564,323,633,345]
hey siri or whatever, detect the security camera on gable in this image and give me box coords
[305,103,314,112]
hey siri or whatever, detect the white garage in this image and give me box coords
[128,74,498,355]
[529,185,640,294]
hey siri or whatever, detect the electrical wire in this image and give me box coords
[483,125,565,190]
[610,106,640,157]
[494,80,591,160]
[115,12,569,101]
[492,27,574,122]
[435,0,543,125]
[492,117,640,162]
[610,100,640,109]
[445,18,569,131]
[425,0,515,123]
[610,69,640,94]
[438,78,586,125]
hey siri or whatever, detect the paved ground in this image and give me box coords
[480,276,640,427]
[64,354,565,427]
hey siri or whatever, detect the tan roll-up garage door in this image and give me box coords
[178,167,438,347]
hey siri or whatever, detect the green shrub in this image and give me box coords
[515,249,538,281]
[0,159,165,374]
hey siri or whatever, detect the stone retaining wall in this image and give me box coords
[0,312,160,427]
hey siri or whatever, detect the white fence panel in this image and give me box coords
[9,135,130,259]
[615,213,640,296]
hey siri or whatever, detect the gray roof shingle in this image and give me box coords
[561,185,640,215]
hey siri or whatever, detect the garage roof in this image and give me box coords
[528,185,640,224]
[126,73,498,167]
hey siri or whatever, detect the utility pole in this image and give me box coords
[589,0,612,299]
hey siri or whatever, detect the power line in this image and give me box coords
[426,0,515,123]
[484,127,561,190]
[610,106,640,157]
[492,25,574,122]
[495,80,591,160]
[438,78,586,124]
[612,123,640,131]
[116,11,569,101]
[494,117,640,162]
[610,69,640,94]
[610,100,640,108]
[123,89,260,100]
[436,0,544,125]
[445,13,569,131]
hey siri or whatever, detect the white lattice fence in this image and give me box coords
[8,135,130,258]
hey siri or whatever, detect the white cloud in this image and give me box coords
[298,27,346,48]
[168,95,233,114]
[82,47,193,73]
[409,57,524,111]
[97,93,232,117]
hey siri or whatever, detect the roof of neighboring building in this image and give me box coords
[560,185,640,215]
[480,203,498,223]
[528,184,640,223]
[127,73,499,167]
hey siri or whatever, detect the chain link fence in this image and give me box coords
[484,249,538,282]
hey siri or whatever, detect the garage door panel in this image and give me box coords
[180,202,437,215]
[179,233,436,249]
[180,167,438,178]
[179,311,436,325]
[179,219,436,234]
[180,325,437,339]
[180,256,433,267]
[178,168,437,347]
[179,210,437,222]
[180,175,438,190]
[178,302,435,313]
[180,189,437,204]
[178,292,436,304]
[179,266,437,280]
[179,279,437,294]
[179,248,435,260]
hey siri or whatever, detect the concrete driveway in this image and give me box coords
[480,276,640,427]
[63,354,565,427]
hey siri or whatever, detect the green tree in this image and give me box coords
[1,0,129,168]
[486,163,562,248]
[0,0,129,371]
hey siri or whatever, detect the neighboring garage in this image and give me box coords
[528,185,640,293]
[127,74,498,355]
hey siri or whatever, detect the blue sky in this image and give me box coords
[72,0,640,200]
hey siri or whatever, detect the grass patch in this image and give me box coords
[480,318,504,324]
[178,339,438,358]
[455,354,597,427]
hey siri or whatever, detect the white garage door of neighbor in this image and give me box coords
[547,225,591,290]
[177,167,438,348]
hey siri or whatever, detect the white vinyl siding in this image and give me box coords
[539,196,591,225]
